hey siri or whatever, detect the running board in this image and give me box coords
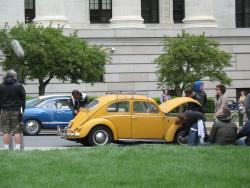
[118,139,167,143]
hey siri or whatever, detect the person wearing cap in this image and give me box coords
[0,70,26,150]
[209,107,237,145]
[69,90,88,116]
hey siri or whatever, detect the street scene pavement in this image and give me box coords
[0,121,220,150]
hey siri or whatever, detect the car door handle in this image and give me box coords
[132,116,136,119]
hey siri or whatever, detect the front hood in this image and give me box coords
[159,97,201,113]
[70,110,91,130]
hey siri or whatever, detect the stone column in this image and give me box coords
[183,0,217,28]
[65,0,90,29]
[34,0,69,28]
[159,0,173,24]
[110,0,145,28]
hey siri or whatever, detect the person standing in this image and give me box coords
[193,81,207,113]
[239,91,247,121]
[215,84,228,116]
[69,90,88,116]
[244,92,250,121]
[209,108,237,145]
[0,70,26,150]
[160,89,171,104]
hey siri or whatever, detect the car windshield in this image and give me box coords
[86,100,99,110]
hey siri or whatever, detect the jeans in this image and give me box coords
[188,123,200,146]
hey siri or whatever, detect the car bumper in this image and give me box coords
[57,126,80,137]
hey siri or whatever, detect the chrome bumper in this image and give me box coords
[57,126,80,137]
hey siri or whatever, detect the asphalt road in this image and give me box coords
[0,130,82,148]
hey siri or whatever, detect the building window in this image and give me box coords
[141,0,159,23]
[236,0,250,28]
[173,0,185,23]
[90,0,112,23]
[25,0,35,23]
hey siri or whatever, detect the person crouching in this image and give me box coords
[178,111,206,146]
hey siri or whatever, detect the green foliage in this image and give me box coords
[152,97,161,105]
[205,98,215,113]
[155,30,232,96]
[88,96,97,103]
[0,23,108,95]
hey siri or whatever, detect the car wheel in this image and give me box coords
[87,126,113,146]
[24,120,42,136]
[174,129,188,145]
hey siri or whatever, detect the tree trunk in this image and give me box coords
[38,75,53,96]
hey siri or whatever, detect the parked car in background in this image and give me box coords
[24,95,73,135]
[228,100,239,112]
[58,95,200,146]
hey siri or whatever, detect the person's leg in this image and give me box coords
[11,111,23,150]
[1,112,11,149]
[188,123,198,146]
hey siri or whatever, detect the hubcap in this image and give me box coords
[26,120,39,134]
[177,131,188,145]
[93,130,109,145]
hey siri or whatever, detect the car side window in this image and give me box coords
[133,101,159,113]
[145,102,159,113]
[107,101,130,113]
[42,101,57,109]
[56,99,70,109]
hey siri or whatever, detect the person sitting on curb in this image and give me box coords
[209,108,237,145]
[236,120,250,146]
[178,111,206,146]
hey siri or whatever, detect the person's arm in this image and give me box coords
[221,96,228,109]
[69,97,76,112]
[20,85,26,112]
[204,93,208,109]
[209,122,217,143]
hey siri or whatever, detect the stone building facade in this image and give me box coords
[0,0,250,99]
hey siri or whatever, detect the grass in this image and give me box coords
[0,145,250,188]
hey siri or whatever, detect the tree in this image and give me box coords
[0,23,107,95]
[155,31,232,96]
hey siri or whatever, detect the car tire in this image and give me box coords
[174,129,188,145]
[24,119,42,136]
[87,126,113,146]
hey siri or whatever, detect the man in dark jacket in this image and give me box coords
[209,108,237,145]
[69,90,88,116]
[0,70,26,150]
[237,121,250,146]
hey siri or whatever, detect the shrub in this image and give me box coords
[205,98,215,113]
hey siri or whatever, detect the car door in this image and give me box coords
[104,100,132,138]
[55,99,74,128]
[132,101,164,139]
[38,100,58,128]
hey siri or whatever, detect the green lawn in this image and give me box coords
[0,145,250,188]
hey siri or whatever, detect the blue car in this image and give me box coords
[23,95,74,135]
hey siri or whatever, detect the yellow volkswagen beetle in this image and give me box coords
[58,95,200,146]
